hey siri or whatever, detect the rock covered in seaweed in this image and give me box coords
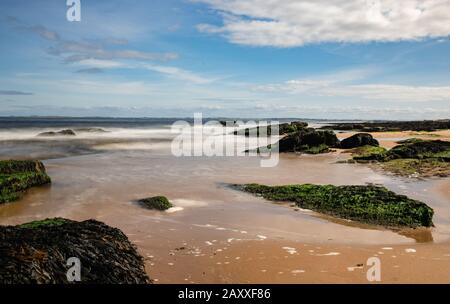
[277,128,340,153]
[0,160,51,204]
[0,218,150,284]
[319,120,450,132]
[340,133,379,149]
[386,140,450,161]
[239,183,434,228]
[138,196,173,210]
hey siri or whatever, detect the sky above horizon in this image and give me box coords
[1,0,450,119]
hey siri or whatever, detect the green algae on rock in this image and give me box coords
[0,160,51,204]
[138,196,173,210]
[239,183,434,228]
[351,140,450,177]
[351,145,388,161]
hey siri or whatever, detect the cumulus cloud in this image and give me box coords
[195,0,450,47]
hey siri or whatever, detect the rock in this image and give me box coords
[219,120,239,127]
[319,119,450,132]
[138,196,173,210]
[387,140,450,161]
[240,184,434,228]
[0,218,150,284]
[234,121,308,137]
[340,133,379,149]
[38,129,76,137]
[351,146,387,161]
[0,160,51,204]
[74,127,109,133]
[277,128,340,153]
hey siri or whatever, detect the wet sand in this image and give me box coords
[148,239,450,284]
[1,128,450,283]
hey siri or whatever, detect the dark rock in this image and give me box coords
[278,128,340,153]
[340,133,379,149]
[219,120,239,127]
[0,218,150,284]
[387,140,450,161]
[38,129,76,137]
[234,121,308,137]
[319,120,450,132]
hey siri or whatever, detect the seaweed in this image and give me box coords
[240,183,434,228]
[0,160,51,204]
[138,196,173,210]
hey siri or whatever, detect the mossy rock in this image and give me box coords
[352,145,388,161]
[381,159,450,177]
[386,140,450,160]
[301,144,331,154]
[0,160,51,204]
[351,140,450,177]
[277,128,340,153]
[239,183,434,228]
[138,196,173,211]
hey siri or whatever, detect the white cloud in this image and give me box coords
[195,0,450,47]
[143,64,215,84]
[78,59,124,69]
[254,78,450,102]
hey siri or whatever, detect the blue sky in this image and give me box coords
[1,0,450,119]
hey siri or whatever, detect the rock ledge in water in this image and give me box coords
[37,129,76,137]
[239,184,434,228]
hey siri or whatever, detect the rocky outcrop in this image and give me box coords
[320,120,450,132]
[351,139,450,177]
[38,129,76,137]
[277,128,340,153]
[234,121,308,137]
[386,140,450,161]
[340,133,379,149]
[0,160,51,204]
[0,218,150,284]
[240,184,434,228]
